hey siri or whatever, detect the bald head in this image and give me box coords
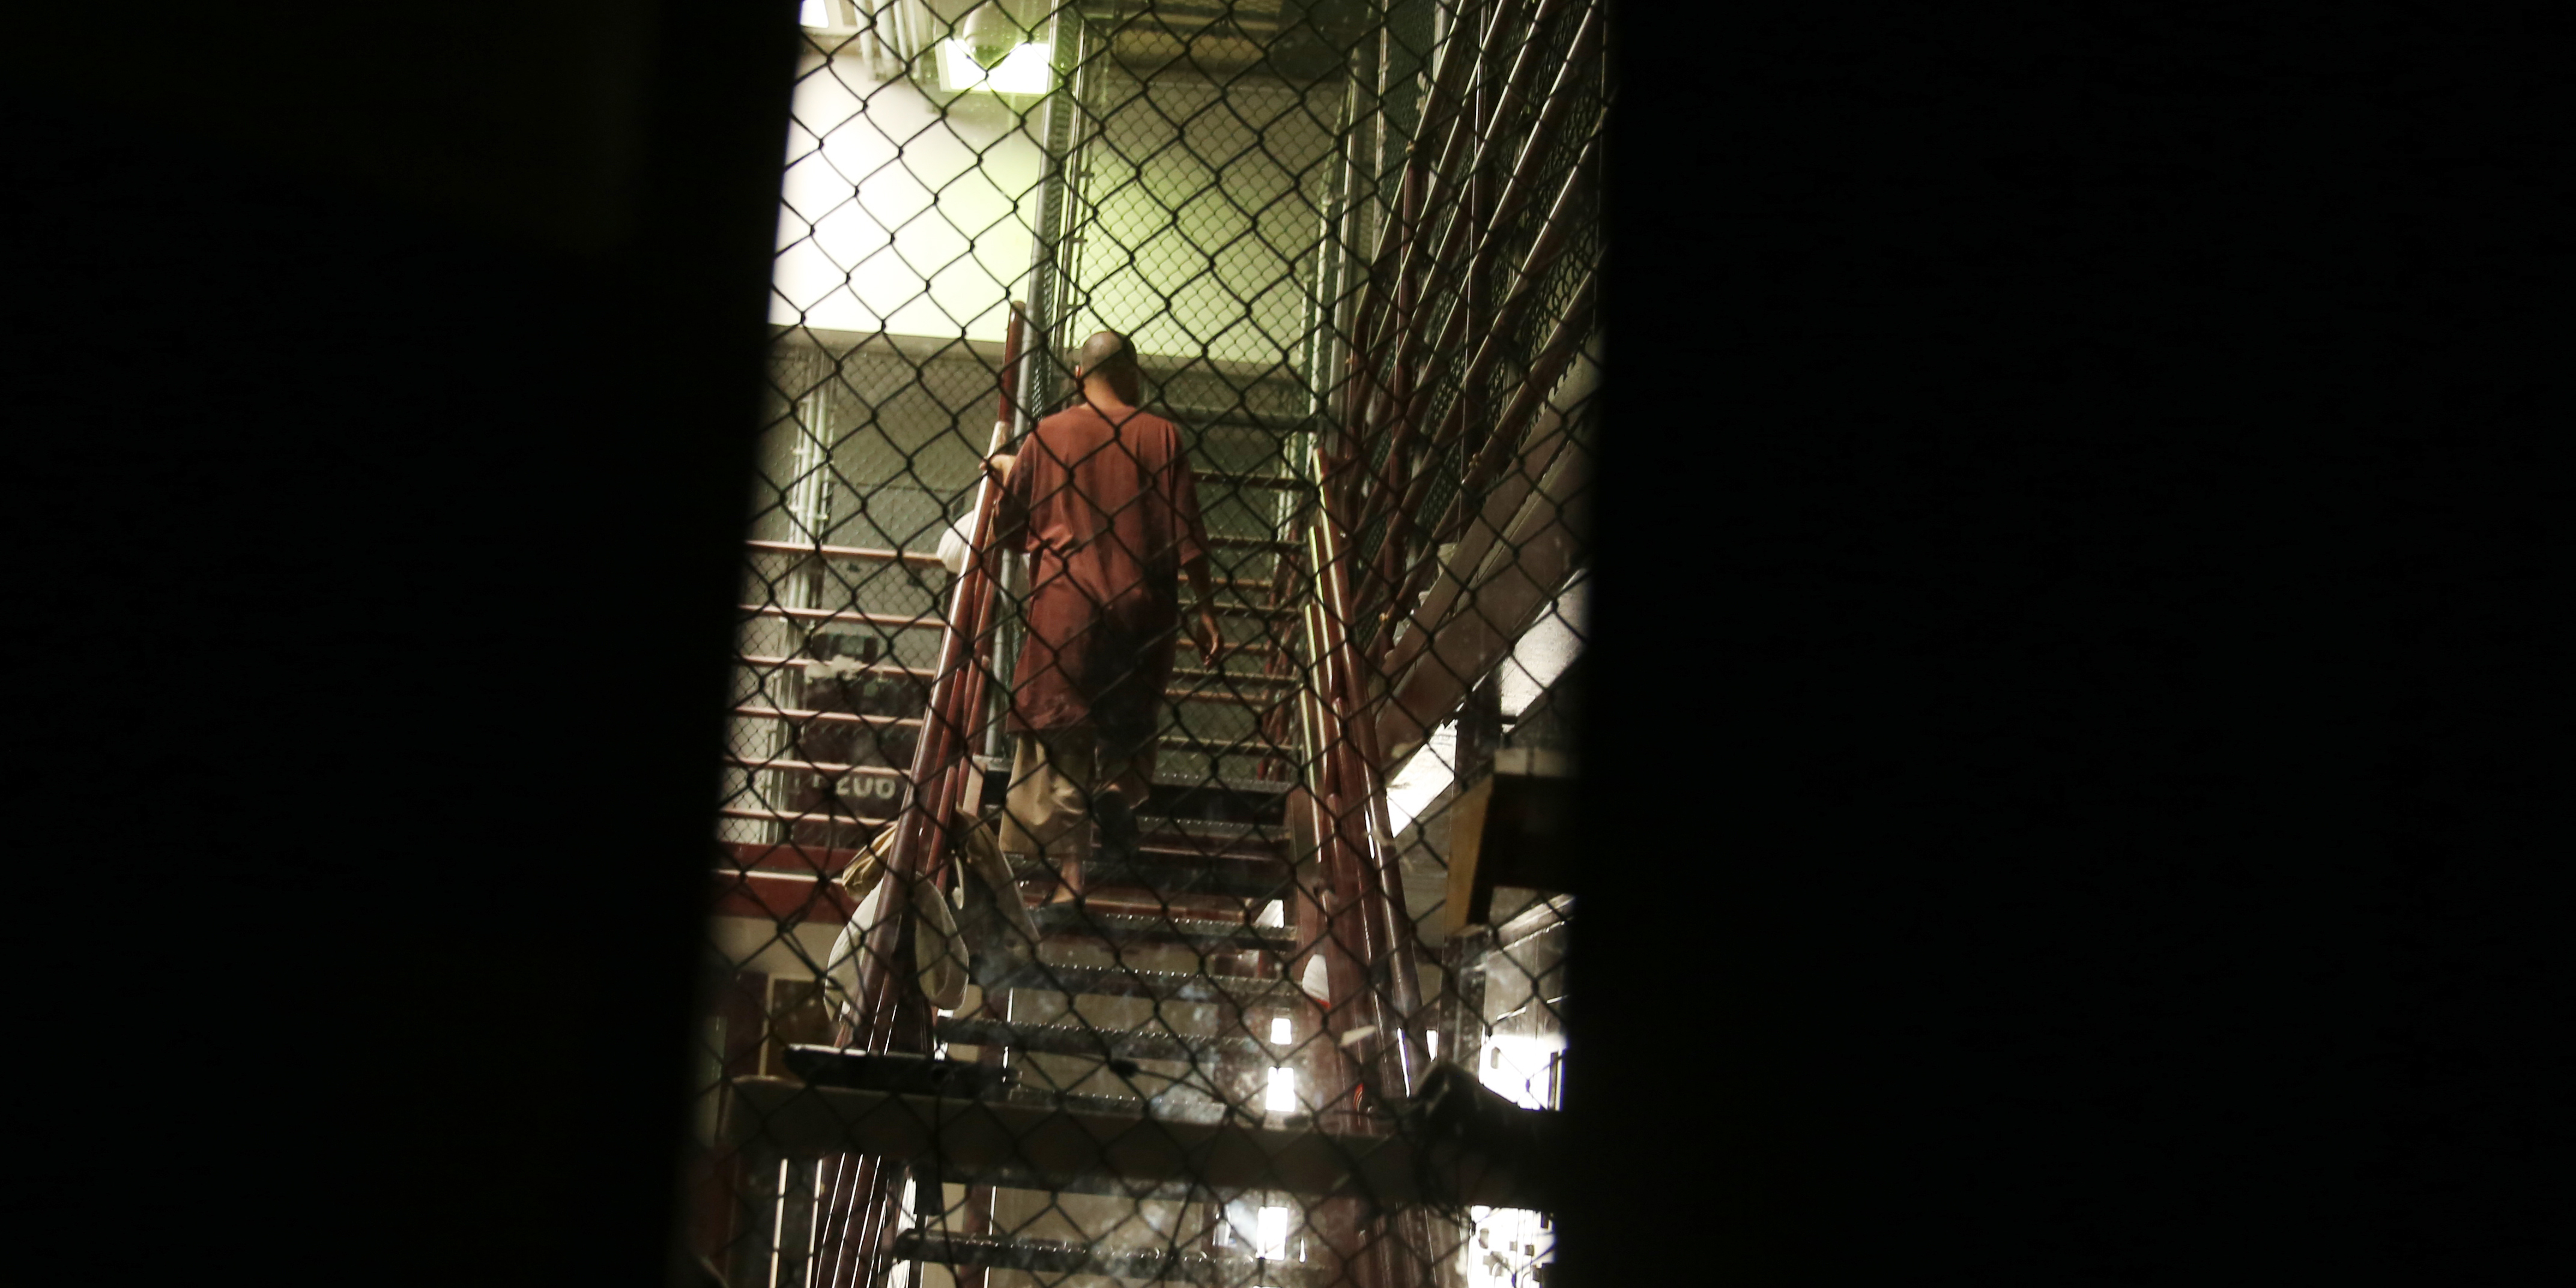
[1075,330,1137,376]
[1072,330,1141,407]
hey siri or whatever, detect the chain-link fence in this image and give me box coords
[699,3,1603,1284]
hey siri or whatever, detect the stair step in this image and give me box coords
[1196,469,1311,493]
[993,961,1298,1006]
[1166,686,1296,709]
[1025,904,1297,954]
[934,1015,1265,1064]
[1005,818,1290,865]
[1006,852,1296,901]
[1205,535,1298,555]
[930,1155,1233,1202]
[1135,830,1291,866]
[991,1085,1236,1128]
[1023,888,1268,921]
[889,1230,1328,1286]
[1154,732,1298,758]
[1147,767,1293,794]
[1084,860,1298,901]
[1167,668,1298,689]
[1143,817,1286,842]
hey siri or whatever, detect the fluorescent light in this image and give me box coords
[937,39,1052,94]
[1266,1066,1298,1112]
[1257,1206,1290,1260]
[1269,1016,1292,1044]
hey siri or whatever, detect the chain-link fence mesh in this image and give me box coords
[698,3,1602,1284]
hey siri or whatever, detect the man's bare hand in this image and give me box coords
[983,452,1015,483]
[1187,607,1224,668]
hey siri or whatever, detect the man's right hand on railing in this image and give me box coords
[986,450,1026,552]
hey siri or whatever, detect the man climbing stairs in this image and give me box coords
[880,410,1353,1287]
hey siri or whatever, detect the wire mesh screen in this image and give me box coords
[697,3,1603,1286]
[1058,57,1345,375]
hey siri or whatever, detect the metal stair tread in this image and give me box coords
[1164,687,1296,708]
[931,1155,1236,1203]
[1005,824,1288,865]
[1024,904,1297,952]
[934,1014,1265,1063]
[889,1229,1331,1286]
[991,1084,1236,1127]
[1167,667,1299,686]
[1147,767,1293,793]
[1141,817,1283,839]
[1005,841,1289,874]
[1133,832,1292,863]
[1153,732,1298,757]
[1193,469,1313,493]
[991,960,1298,1005]
[1083,863,1298,900]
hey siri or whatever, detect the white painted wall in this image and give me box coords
[771,44,1045,343]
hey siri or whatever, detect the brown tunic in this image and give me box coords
[1001,404,1208,745]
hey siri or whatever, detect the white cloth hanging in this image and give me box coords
[934,512,975,576]
[825,824,970,1018]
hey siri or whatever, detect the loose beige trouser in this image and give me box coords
[997,727,1155,860]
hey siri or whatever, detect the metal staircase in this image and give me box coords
[876,390,1364,1287]
[710,1,1603,1277]
[707,325,1453,1285]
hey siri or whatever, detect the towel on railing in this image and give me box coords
[826,824,969,1013]
[934,512,975,577]
[824,805,1042,1018]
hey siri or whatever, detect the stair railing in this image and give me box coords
[1305,451,1429,1109]
[807,303,1029,1288]
[1338,0,1603,646]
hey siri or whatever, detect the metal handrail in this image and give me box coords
[743,539,946,568]
[735,603,945,629]
[843,301,1029,1062]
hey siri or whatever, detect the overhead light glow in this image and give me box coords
[1266,1066,1298,1112]
[937,39,1052,94]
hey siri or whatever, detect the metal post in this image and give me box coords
[990,6,1085,773]
[1012,5,1083,437]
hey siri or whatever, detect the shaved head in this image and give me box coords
[1070,328,1143,409]
[1075,330,1138,377]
